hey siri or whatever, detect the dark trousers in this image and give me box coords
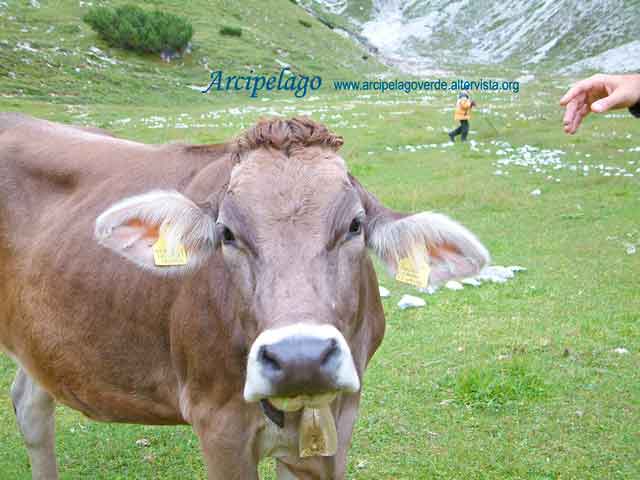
[450,120,469,141]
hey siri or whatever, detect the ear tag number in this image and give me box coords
[395,253,430,289]
[152,230,188,267]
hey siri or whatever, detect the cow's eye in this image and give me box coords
[348,217,362,235]
[222,226,236,244]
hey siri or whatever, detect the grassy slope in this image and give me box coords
[1,1,640,479]
[0,0,383,111]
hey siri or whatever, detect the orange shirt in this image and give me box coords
[454,98,472,120]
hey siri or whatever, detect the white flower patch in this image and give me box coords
[607,231,639,255]
[14,42,38,53]
[490,141,636,180]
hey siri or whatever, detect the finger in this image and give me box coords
[563,97,579,126]
[570,103,590,133]
[591,87,632,112]
[563,111,576,133]
[563,96,585,133]
[560,77,601,106]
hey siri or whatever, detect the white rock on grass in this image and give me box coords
[419,285,439,295]
[508,265,527,272]
[461,277,482,287]
[613,347,630,355]
[397,295,426,310]
[476,265,514,283]
[379,286,391,298]
[530,188,541,196]
[445,280,464,290]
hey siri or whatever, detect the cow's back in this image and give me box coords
[0,114,230,424]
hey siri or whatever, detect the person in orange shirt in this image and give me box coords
[448,92,476,142]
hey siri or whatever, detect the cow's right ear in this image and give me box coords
[349,174,490,287]
[95,190,218,275]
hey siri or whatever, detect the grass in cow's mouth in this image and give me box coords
[1,1,639,479]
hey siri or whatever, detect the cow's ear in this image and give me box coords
[350,174,489,287]
[95,190,217,275]
[367,212,490,287]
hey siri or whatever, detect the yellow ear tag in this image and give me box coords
[395,253,430,289]
[152,232,188,267]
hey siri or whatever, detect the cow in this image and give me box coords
[0,113,490,479]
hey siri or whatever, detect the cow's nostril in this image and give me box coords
[259,345,282,372]
[320,338,339,366]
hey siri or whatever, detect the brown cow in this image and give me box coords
[0,113,489,479]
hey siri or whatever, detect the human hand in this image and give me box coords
[560,74,640,134]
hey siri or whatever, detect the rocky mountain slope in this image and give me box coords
[308,0,640,74]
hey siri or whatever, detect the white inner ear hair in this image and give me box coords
[369,212,490,280]
[95,190,216,253]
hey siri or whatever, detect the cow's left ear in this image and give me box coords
[95,190,217,275]
[349,174,489,287]
[367,211,490,287]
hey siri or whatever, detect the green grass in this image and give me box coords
[1,1,640,479]
[452,359,547,410]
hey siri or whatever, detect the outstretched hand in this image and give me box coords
[560,74,640,134]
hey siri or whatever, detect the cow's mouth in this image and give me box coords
[259,392,337,428]
[260,393,339,458]
[260,399,285,427]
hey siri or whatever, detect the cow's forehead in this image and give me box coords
[221,147,354,234]
[228,146,350,200]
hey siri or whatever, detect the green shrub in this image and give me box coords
[219,25,242,37]
[83,5,193,54]
[298,19,312,28]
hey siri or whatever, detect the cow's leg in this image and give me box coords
[11,368,59,480]
[191,400,260,480]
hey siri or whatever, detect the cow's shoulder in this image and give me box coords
[0,115,228,181]
[0,115,232,243]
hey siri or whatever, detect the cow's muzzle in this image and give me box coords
[243,323,360,403]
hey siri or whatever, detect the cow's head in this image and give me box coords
[95,118,489,411]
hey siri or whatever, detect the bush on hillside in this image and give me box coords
[219,25,242,37]
[83,5,193,54]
